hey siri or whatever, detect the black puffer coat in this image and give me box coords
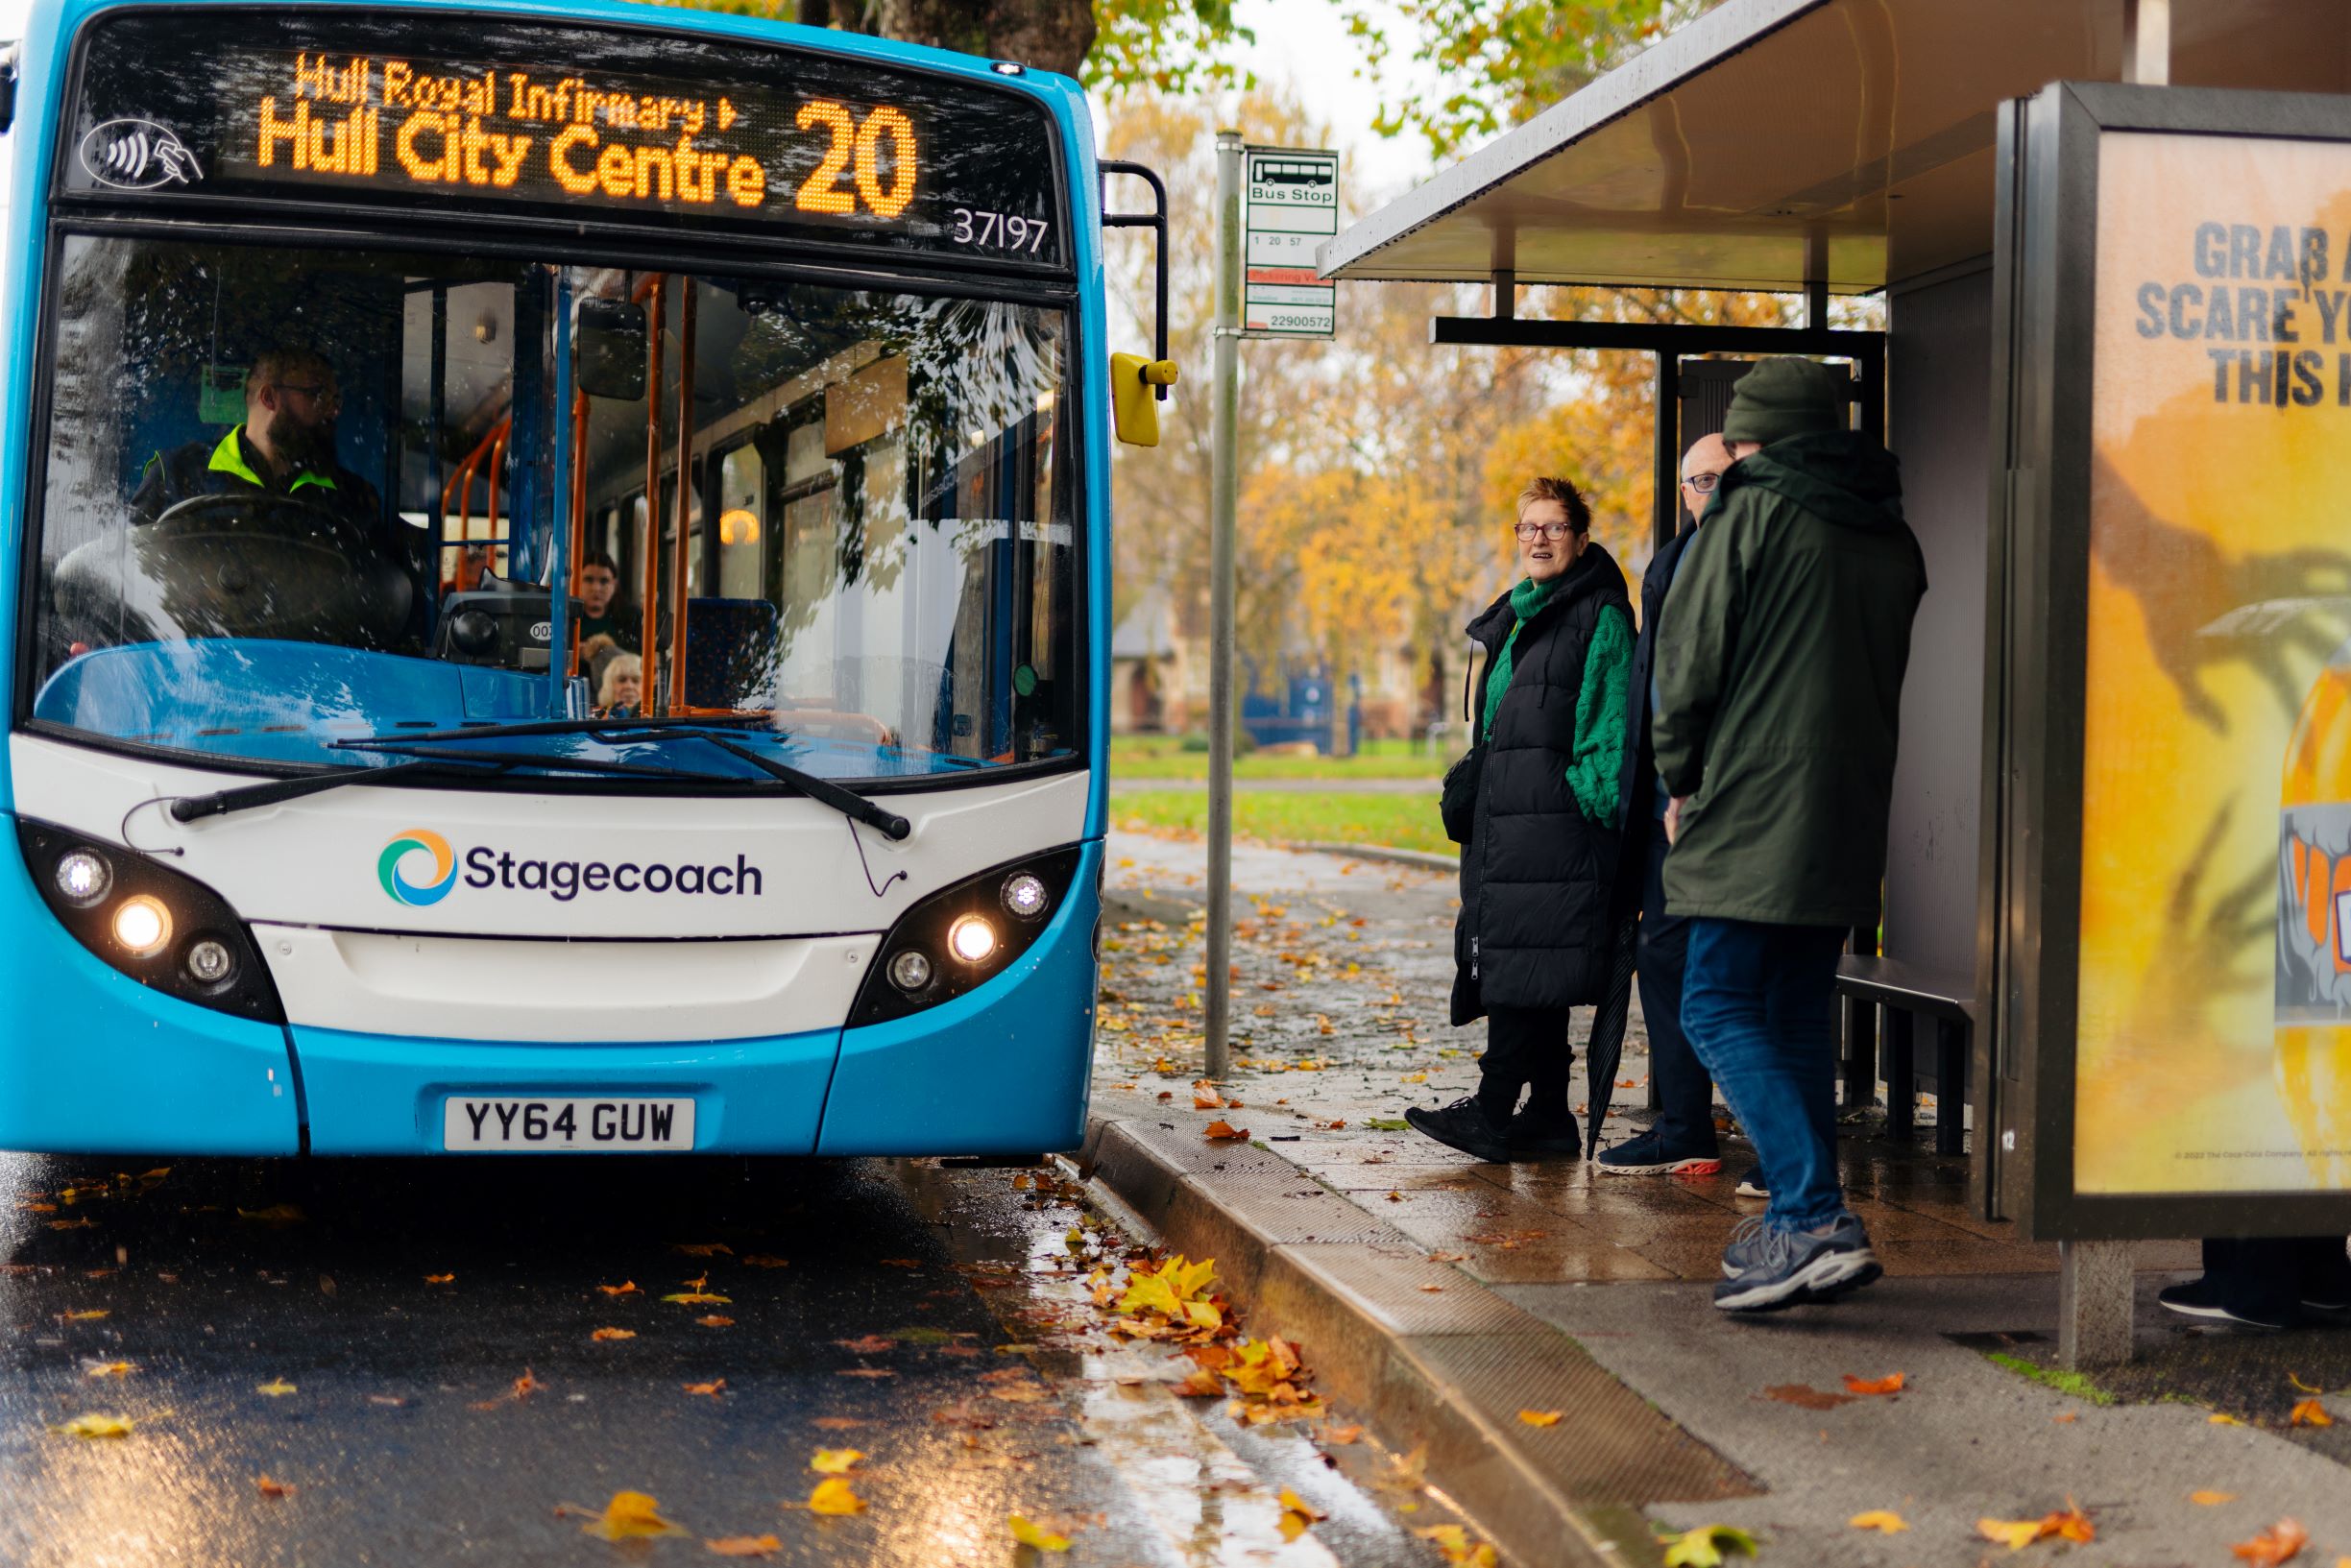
[1451,544,1632,1025]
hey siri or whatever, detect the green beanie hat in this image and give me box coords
[1722,356,1844,446]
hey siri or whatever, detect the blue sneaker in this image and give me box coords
[1713,1214,1880,1313]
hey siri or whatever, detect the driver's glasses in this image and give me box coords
[275,381,341,413]
[1515,521,1574,541]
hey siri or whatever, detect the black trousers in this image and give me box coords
[1635,820,1714,1154]
[1477,1004,1576,1122]
[2199,1235,2351,1321]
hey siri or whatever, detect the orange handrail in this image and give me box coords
[667,277,697,717]
[638,277,665,704]
[440,415,514,588]
[565,389,591,678]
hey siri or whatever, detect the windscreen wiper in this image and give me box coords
[171,756,511,823]
[336,712,775,748]
[693,733,911,841]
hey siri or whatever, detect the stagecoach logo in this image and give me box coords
[378,829,460,906]
[78,118,205,190]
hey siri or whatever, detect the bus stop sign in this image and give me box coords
[1244,147,1338,338]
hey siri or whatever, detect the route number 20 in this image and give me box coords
[795,101,918,219]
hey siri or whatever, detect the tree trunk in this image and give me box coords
[803,0,1095,77]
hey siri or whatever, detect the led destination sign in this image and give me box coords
[64,12,1066,265]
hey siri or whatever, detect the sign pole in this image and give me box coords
[1204,129,1243,1082]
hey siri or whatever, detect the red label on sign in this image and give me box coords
[1246,267,1323,285]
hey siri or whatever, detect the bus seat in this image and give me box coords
[683,597,778,709]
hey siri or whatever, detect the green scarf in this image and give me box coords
[1481,574,1561,737]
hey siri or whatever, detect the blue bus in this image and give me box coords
[0,0,1166,1156]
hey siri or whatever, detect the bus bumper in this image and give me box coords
[816,838,1102,1156]
[0,852,302,1155]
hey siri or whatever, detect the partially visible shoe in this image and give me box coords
[1733,1167,1770,1199]
[2157,1278,2290,1330]
[1720,1214,1772,1278]
[1597,1126,1720,1176]
[1713,1214,1881,1313]
[1403,1097,1512,1164]
[1505,1110,1583,1160]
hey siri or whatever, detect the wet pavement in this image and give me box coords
[1094,829,2351,1565]
[0,1150,1467,1566]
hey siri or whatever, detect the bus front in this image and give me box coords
[0,0,1108,1156]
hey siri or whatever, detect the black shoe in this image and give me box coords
[1713,1214,1881,1313]
[2157,1278,2290,1331]
[1597,1126,1720,1175]
[1404,1097,1512,1163]
[1505,1109,1582,1159]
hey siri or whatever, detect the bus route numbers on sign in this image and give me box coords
[1243,146,1338,339]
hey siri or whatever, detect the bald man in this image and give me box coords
[1593,431,1737,1180]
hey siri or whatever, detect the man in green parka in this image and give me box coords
[1651,356,1927,1313]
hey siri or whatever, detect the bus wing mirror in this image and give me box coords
[1111,353,1178,447]
[1101,159,1173,407]
[574,298,647,401]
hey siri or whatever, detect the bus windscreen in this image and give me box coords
[61,11,1068,268]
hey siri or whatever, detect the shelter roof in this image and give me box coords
[1321,0,2351,294]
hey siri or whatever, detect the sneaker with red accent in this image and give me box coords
[1595,1127,1722,1176]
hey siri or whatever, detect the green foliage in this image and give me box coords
[1087,0,1254,96]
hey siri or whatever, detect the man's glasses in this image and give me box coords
[1514,521,1576,541]
[272,382,340,408]
[1681,471,1723,494]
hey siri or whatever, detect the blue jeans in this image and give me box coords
[1682,918,1847,1232]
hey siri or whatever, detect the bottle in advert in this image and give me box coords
[2277,636,2351,1186]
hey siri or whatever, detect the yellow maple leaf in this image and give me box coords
[573,1490,688,1541]
[1008,1515,1071,1551]
[703,1534,781,1557]
[2211,1412,2246,1426]
[1977,1517,2048,1551]
[1516,1409,1563,1427]
[2290,1397,2334,1427]
[1849,1510,1908,1532]
[255,1379,298,1397]
[52,1412,134,1438]
[810,1448,864,1474]
[1661,1524,1758,1567]
[1277,1487,1326,1524]
[805,1478,866,1516]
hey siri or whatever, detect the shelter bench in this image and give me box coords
[1835,954,1974,1156]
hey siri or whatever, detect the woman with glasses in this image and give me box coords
[1409,476,1635,1163]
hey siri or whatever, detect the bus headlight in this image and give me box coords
[110,895,172,956]
[847,845,1086,1027]
[16,820,284,1023]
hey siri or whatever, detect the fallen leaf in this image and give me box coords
[743,1254,789,1269]
[1202,1121,1248,1141]
[836,1368,896,1379]
[424,1273,454,1284]
[836,1335,896,1354]
[1277,1488,1325,1522]
[1517,1409,1563,1427]
[1975,1517,2047,1552]
[2233,1518,2311,1566]
[1848,1510,1907,1532]
[569,1490,689,1541]
[1419,1283,1443,1293]
[703,1535,781,1557]
[52,1413,134,1438]
[672,1242,733,1257]
[1320,1424,1365,1445]
[592,1328,636,1342]
[1193,1080,1223,1110]
[1843,1372,1905,1395]
[877,1258,921,1268]
[59,1310,109,1323]
[683,1379,727,1397]
[1660,1524,1758,1567]
[810,1448,864,1474]
[1401,1073,1428,1084]
[804,1478,866,1516]
[512,1368,542,1400]
[256,1474,295,1499]
[2290,1398,2334,1428]
[1010,1514,1070,1552]
[2212,1412,2246,1426]
[49,1218,97,1231]
[2052,1412,2077,1424]
[597,1281,642,1296]
[81,1360,135,1379]
[1764,1384,1854,1411]
[255,1379,298,1397]
[2043,1499,2094,1544]
[2193,1491,2240,1506]
[1173,1367,1224,1398]
[2289,1371,2324,1394]
[696,1315,736,1328]
[237,1204,305,1225]
[664,1292,734,1306]
[1415,1524,1499,1566]
[368,1395,410,1408]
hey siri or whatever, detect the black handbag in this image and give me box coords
[1440,745,1483,845]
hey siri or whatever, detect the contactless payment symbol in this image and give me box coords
[378,829,459,906]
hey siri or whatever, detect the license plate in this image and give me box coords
[442,1097,695,1152]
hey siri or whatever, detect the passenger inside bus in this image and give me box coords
[575,550,641,661]
[598,653,643,716]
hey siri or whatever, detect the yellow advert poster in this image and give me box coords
[2080,132,2351,1194]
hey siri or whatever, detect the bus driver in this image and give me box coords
[132,348,384,533]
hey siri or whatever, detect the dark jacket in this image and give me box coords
[1452,543,1634,1025]
[1607,520,1699,913]
[132,424,383,533]
[1650,431,1927,927]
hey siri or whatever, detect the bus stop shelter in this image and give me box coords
[1321,0,2351,1361]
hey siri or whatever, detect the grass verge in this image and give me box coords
[1111,735,1451,782]
[1113,789,1455,856]
[1983,1351,2117,1406]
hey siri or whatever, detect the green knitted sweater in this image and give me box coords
[1481,575,1632,825]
